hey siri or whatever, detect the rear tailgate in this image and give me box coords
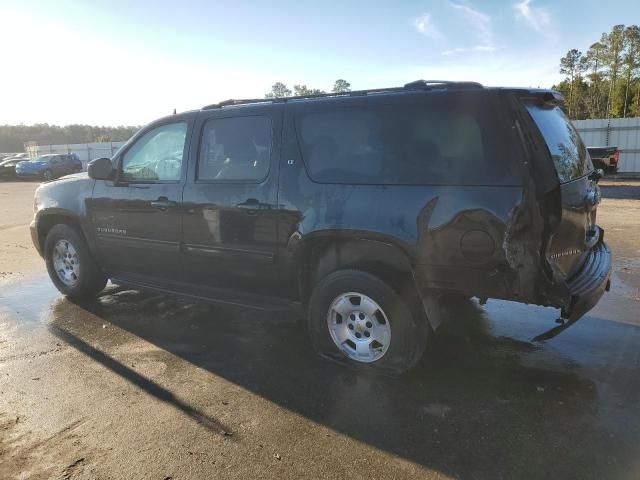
[524,102,599,279]
[524,99,612,327]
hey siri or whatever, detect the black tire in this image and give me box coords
[44,224,107,299]
[307,269,429,374]
[43,169,53,181]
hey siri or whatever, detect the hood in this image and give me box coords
[49,171,89,183]
[35,172,91,201]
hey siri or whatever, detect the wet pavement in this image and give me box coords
[1,184,640,479]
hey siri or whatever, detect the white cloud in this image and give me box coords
[412,13,444,41]
[442,45,497,56]
[513,0,552,34]
[449,2,493,45]
[377,51,563,89]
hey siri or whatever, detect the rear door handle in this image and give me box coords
[150,197,177,211]
[236,198,260,215]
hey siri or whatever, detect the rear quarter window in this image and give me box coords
[295,93,521,185]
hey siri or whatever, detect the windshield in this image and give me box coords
[30,156,50,162]
[525,102,593,183]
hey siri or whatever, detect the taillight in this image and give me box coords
[613,150,619,164]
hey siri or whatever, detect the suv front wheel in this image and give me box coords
[308,270,429,374]
[44,224,107,299]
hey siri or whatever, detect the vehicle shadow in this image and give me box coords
[48,321,234,438]
[49,288,621,479]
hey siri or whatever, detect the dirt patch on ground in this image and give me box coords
[0,182,42,286]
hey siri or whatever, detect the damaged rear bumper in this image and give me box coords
[534,240,612,341]
[565,240,612,321]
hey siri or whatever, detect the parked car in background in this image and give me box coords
[0,157,24,179]
[0,152,29,162]
[587,146,619,173]
[30,80,611,374]
[16,154,83,181]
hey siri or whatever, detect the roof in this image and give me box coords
[202,80,487,110]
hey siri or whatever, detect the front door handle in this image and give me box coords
[150,197,177,211]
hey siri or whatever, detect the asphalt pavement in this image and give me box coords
[1,181,639,479]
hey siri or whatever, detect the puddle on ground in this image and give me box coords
[0,274,60,324]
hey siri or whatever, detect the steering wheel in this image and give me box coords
[154,152,182,180]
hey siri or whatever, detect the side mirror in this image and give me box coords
[88,157,115,180]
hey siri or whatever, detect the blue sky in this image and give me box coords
[0,0,635,125]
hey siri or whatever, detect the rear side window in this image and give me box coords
[525,103,592,183]
[296,94,519,185]
[198,116,272,182]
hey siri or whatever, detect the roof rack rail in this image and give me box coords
[403,79,483,89]
[202,80,484,110]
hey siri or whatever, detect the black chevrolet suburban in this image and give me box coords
[31,80,612,373]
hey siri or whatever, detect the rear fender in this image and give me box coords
[290,233,414,302]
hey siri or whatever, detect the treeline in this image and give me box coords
[554,25,640,120]
[265,79,351,98]
[0,124,140,153]
[0,79,353,152]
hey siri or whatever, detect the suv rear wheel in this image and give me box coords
[44,224,107,299]
[308,269,429,374]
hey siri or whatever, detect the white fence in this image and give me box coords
[573,117,640,173]
[24,118,640,174]
[28,142,126,169]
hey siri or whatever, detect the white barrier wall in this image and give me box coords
[28,119,640,173]
[573,117,640,173]
[31,142,126,169]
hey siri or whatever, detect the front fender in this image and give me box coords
[33,175,97,256]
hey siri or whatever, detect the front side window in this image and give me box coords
[198,116,272,182]
[122,122,187,182]
[296,94,518,185]
[525,103,592,183]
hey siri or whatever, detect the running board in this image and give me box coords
[110,275,302,315]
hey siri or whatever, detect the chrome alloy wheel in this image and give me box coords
[326,292,391,363]
[52,239,80,287]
